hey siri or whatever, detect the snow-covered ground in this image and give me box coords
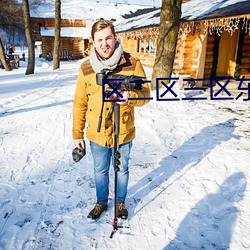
[0,50,250,250]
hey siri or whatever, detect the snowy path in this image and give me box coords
[0,59,250,249]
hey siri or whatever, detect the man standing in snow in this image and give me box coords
[72,20,150,220]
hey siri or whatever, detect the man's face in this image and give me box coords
[93,27,117,60]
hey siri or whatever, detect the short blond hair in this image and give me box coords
[91,20,116,40]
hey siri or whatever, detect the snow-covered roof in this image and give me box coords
[115,8,160,32]
[182,0,250,21]
[40,27,91,39]
[114,0,250,33]
[30,0,151,20]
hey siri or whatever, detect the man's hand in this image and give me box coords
[74,139,85,149]
[116,90,130,105]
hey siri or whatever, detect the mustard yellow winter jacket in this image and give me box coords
[72,52,150,148]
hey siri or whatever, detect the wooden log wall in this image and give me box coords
[32,18,86,29]
[121,39,137,54]
[173,34,185,75]
[121,38,156,68]
[61,38,74,52]
[72,38,88,55]
[204,34,215,79]
[120,31,200,78]
[178,35,199,78]
[240,35,250,77]
[135,53,156,68]
[41,37,53,58]
[41,37,87,58]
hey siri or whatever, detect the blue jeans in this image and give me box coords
[90,141,132,205]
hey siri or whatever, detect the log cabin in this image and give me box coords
[30,1,152,60]
[31,18,92,60]
[115,0,250,86]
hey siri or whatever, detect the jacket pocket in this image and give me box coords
[120,106,135,134]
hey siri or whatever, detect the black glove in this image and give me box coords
[72,146,86,162]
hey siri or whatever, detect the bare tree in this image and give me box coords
[151,0,182,90]
[22,0,35,75]
[0,0,23,71]
[29,0,47,8]
[0,37,11,71]
[53,0,61,70]
[0,0,24,37]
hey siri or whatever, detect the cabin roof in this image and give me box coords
[30,0,151,21]
[115,0,250,33]
[40,27,91,39]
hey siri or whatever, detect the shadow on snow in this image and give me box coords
[127,118,243,248]
[128,118,240,213]
[0,100,73,117]
[164,172,247,249]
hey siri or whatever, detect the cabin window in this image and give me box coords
[137,39,144,53]
[137,39,141,53]
[150,38,155,53]
[146,38,150,53]
[137,38,156,54]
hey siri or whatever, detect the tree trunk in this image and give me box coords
[151,0,182,90]
[0,37,11,71]
[53,0,61,70]
[22,0,35,75]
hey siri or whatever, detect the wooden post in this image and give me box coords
[196,33,207,87]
